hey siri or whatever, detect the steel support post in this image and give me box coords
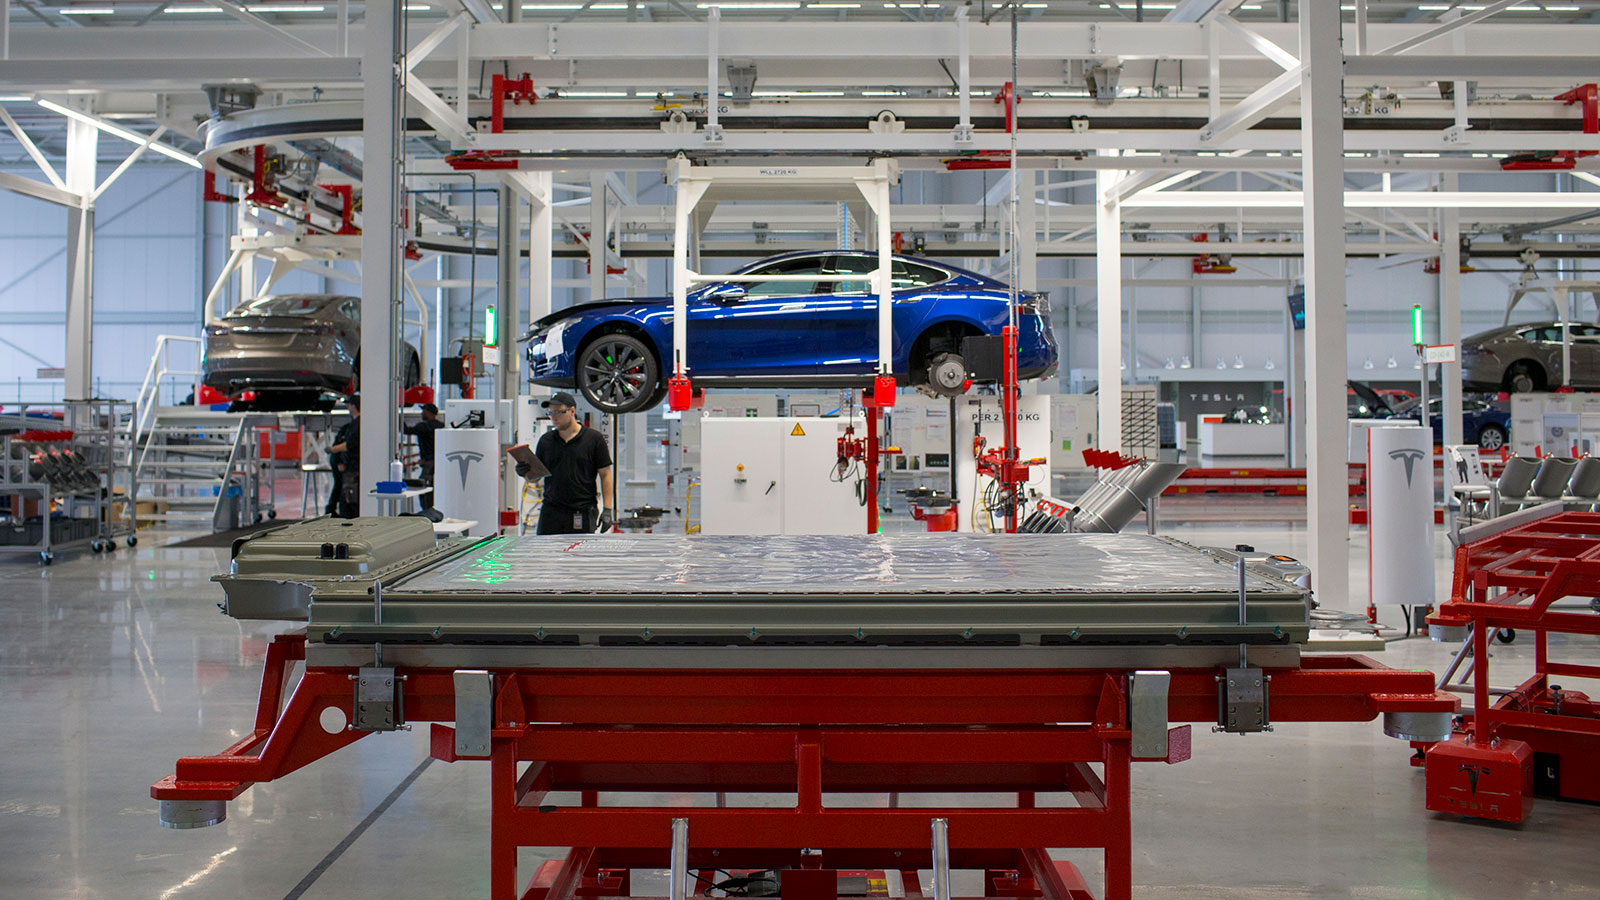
[1,0,9,61]
[498,183,521,513]
[589,171,608,305]
[359,0,402,516]
[1299,0,1349,609]
[1440,173,1463,454]
[63,103,97,401]
[1096,152,1124,454]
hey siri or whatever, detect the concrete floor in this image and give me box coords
[2,506,1598,900]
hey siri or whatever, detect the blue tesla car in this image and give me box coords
[523,251,1059,414]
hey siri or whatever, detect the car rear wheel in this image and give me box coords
[1505,361,1543,393]
[577,333,659,414]
[1477,423,1507,452]
[925,352,968,397]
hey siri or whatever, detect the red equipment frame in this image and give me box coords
[155,633,1451,900]
[1422,510,1600,821]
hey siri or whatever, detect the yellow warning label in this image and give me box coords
[790,423,806,436]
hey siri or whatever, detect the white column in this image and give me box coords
[359,0,401,516]
[1096,152,1124,454]
[497,184,520,404]
[1300,0,1350,609]
[1440,173,1463,450]
[528,173,553,325]
[63,101,98,400]
[876,178,892,374]
[589,171,607,304]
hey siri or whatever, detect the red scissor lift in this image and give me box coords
[155,631,1452,900]
[1423,510,1600,822]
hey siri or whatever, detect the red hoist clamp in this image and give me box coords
[837,383,901,535]
[244,145,286,207]
[202,170,236,204]
[1190,233,1237,274]
[491,72,536,134]
[666,375,702,412]
[320,184,360,235]
[1501,83,1597,170]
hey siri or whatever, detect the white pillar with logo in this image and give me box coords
[434,427,501,537]
[1367,424,1435,610]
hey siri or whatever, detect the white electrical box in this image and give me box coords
[700,416,866,535]
[1048,394,1098,469]
[953,395,1053,532]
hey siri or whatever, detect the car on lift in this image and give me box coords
[522,251,1059,414]
[1348,381,1510,451]
[1461,321,1600,393]
[202,293,422,400]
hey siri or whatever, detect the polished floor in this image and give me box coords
[2,505,1598,900]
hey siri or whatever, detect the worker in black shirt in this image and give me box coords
[327,395,361,518]
[515,391,614,534]
[404,402,444,483]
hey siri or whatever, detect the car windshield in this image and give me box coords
[227,296,335,317]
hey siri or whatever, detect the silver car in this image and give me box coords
[202,294,421,398]
[1461,321,1600,393]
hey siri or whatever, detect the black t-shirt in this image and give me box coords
[535,425,612,509]
[404,418,443,462]
[334,418,360,471]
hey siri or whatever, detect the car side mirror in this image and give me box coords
[708,284,747,303]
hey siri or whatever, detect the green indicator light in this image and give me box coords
[1412,305,1424,346]
[485,306,498,347]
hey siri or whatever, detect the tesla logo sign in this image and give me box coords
[1389,447,1427,488]
[445,450,484,490]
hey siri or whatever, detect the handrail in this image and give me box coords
[131,335,204,481]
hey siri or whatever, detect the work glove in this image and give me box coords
[597,508,615,533]
[514,461,533,479]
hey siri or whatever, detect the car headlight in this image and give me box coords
[544,322,568,357]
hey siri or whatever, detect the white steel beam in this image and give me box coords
[0,56,360,88]
[406,11,469,71]
[1371,0,1520,57]
[406,78,475,146]
[359,0,401,517]
[453,0,501,23]
[1216,15,1297,71]
[1440,172,1463,454]
[0,104,66,191]
[1300,0,1349,610]
[203,0,332,57]
[63,100,97,401]
[0,170,80,208]
[1198,64,1301,144]
[1163,0,1248,22]
[953,7,972,142]
[1344,55,1600,80]
[1097,151,1123,455]
[90,126,167,202]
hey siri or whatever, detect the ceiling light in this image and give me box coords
[246,4,325,10]
[807,2,861,6]
[697,2,801,6]
[36,99,203,169]
[58,7,116,14]
[0,95,31,102]
[165,5,224,12]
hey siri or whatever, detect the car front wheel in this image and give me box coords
[1477,423,1507,452]
[925,352,968,397]
[577,334,660,414]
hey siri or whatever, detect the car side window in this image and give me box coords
[892,260,949,289]
[339,300,360,323]
[1572,324,1600,340]
[822,255,876,295]
[740,256,829,297]
[1519,327,1559,342]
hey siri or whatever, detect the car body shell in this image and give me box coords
[202,293,420,398]
[1461,321,1600,392]
[1347,381,1511,449]
[524,251,1058,407]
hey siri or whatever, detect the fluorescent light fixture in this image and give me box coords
[165,5,225,12]
[58,6,116,14]
[246,4,325,10]
[36,98,203,169]
[807,2,861,6]
[752,90,846,96]
[560,91,629,97]
[0,95,32,102]
[697,2,801,7]
[1123,190,1600,209]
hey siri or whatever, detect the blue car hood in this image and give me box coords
[527,296,671,332]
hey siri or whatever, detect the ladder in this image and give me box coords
[132,410,250,529]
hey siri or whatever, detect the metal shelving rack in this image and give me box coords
[0,399,137,565]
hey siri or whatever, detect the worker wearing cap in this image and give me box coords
[517,391,615,534]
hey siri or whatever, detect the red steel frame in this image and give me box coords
[1422,510,1600,821]
[155,635,1451,900]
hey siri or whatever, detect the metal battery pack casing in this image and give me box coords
[216,521,1311,668]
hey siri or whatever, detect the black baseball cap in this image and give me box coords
[542,391,578,409]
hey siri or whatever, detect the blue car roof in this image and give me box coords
[729,250,1007,289]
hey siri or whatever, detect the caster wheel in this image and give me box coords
[1496,628,1516,644]
[126,535,138,547]
[106,539,118,550]
[39,552,53,566]
[89,540,105,553]
[268,510,277,520]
